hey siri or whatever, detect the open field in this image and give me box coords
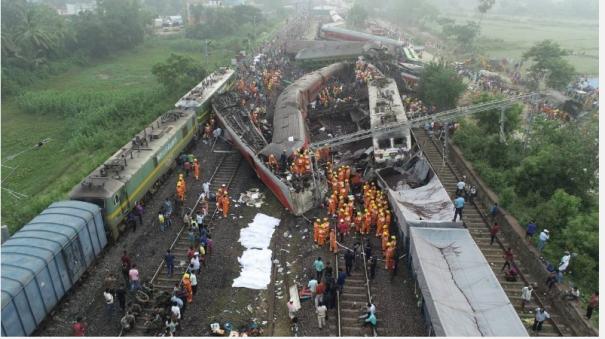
[0,28,276,233]
[448,13,599,75]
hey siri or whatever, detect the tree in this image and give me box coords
[347,3,368,29]
[440,20,480,50]
[96,0,147,51]
[473,93,522,136]
[1,0,68,68]
[477,0,496,14]
[523,40,576,89]
[152,54,207,93]
[417,62,467,110]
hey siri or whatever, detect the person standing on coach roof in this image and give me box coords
[453,195,465,222]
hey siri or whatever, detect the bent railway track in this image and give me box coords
[122,150,242,336]
[413,128,572,337]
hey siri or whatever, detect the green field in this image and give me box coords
[0,31,272,233]
[439,13,599,75]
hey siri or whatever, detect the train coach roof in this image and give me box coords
[294,41,369,61]
[409,228,527,337]
[175,68,235,109]
[1,201,101,308]
[69,110,195,200]
[321,25,405,47]
[261,63,348,157]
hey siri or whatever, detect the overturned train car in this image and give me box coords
[213,62,348,214]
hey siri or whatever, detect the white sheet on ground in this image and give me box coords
[232,249,273,289]
[232,213,280,289]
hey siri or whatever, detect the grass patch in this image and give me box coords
[438,13,599,74]
[0,25,281,233]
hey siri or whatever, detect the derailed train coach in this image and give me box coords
[376,146,527,336]
[214,62,348,215]
[1,201,106,336]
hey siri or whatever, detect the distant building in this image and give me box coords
[186,0,248,24]
[56,2,97,16]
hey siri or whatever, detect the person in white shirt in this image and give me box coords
[558,251,571,272]
[316,303,327,329]
[190,272,198,295]
[171,301,181,320]
[196,213,204,227]
[456,180,466,196]
[532,307,550,334]
[521,285,533,311]
[537,230,550,252]
[191,254,200,274]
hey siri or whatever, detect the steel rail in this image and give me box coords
[421,128,564,336]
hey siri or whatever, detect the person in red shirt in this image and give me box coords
[501,248,514,272]
[587,291,599,319]
[490,222,500,245]
[72,316,87,336]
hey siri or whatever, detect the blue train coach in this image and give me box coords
[1,201,107,336]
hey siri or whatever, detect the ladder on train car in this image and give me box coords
[308,93,539,150]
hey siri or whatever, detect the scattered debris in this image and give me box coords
[238,188,266,208]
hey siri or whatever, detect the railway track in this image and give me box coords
[328,236,377,337]
[413,128,571,337]
[122,150,242,336]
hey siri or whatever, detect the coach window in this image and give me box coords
[378,139,390,149]
[114,194,120,206]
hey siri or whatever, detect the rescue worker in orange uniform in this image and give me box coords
[354,212,363,233]
[376,212,386,237]
[178,174,186,195]
[329,228,337,253]
[318,223,327,247]
[385,210,392,228]
[362,210,372,235]
[176,181,185,202]
[182,274,193,303]
[193,159,200,181]
[385,243,395,271]
[313,219,321,244]
[328,194,337,216]
[381,231,390,252]
[221,194,230,218]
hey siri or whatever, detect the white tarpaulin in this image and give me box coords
[232,249,273,289]
[232,213,280,289]
[409,228,527,337]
